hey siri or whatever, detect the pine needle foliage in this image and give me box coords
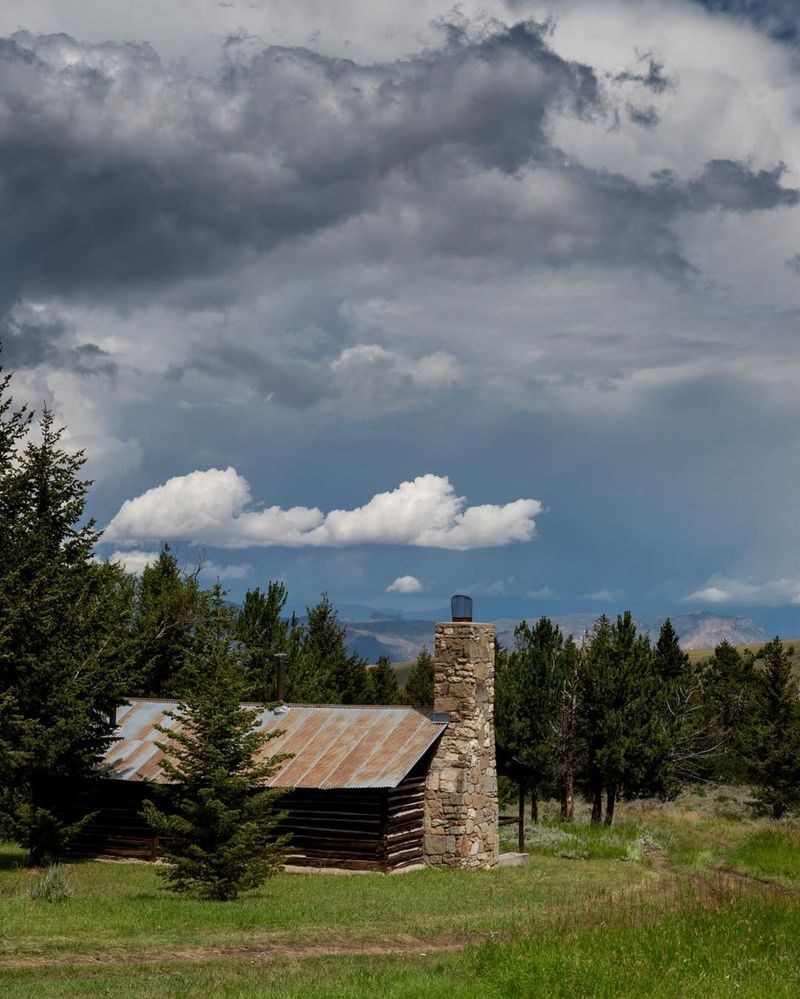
[365,656,401,704]
[0,354,135,863]
[742,636,800,819]
[404,646,435,707]
[143,586,291,901]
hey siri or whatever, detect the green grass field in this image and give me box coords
[2,788,799,997]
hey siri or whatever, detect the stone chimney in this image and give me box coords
[423,600,499,868]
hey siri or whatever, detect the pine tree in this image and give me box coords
[295,594,368,703]
[142,586,290,900]
[703,640,758,781]
[654,619,690,682]
[742,637,800,819]
[0,394,134,863]
[237,582,303,702]
[132,544,202,697]
[365,656,401,704]
[580,613,658,824]
[404,646,435,706]
[495,617,564,822]
[647,619,704,795]
[551,637,583,822]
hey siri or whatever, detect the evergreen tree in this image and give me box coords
[0,693,29,840]
[646,619,704,795]
[0,395,134,863]
[404,646,435,706]
[142,585,290,900]
[654,619,690,682]
[580,613,658,824]
[295,594,368,703]
[742,637,800,818]
[495,617,564,822]
[365,656,401,704]
[703,640,758,781]
[132,544,202,697]
[551,637,583,822]
[237,582,303,702]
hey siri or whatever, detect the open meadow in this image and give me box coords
[2,787,800,998]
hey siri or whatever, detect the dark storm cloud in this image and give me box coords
[0,314,116,376]
[0,20,796,332]
[0,23,597,309]
[692,1,800,42]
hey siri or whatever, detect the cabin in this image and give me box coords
[63,701,447,872]
[60,603,518,871]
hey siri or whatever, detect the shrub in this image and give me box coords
[28,863,74,902]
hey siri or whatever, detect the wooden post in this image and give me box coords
[518,780,525,853]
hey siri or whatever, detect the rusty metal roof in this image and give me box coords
[103,698,448,790]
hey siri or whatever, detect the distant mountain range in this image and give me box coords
[343,611,767,664]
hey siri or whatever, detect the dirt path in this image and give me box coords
[0,935,474,970]
[650,848,793,897]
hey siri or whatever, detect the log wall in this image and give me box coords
[56,775,426,873]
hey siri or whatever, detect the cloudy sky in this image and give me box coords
[3,0,800,627]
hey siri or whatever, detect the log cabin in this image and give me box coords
[59,606,514,871]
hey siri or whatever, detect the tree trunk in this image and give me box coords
[560,771,575,823]
[604,784,617,826]
[530,785,538,824]
[591,783,603,825]
[27,791,44,868]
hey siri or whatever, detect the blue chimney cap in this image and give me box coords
[451,594,473,622]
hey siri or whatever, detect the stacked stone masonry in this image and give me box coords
[423,621,499,868]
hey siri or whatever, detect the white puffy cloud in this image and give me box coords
[199,561,253,582]
[685,575,800,605]
[108,550,161,575]
[386,575,424,594]
[105,469,543,550]
[108,547,251,580]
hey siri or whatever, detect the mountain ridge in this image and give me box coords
[344,610,767,663]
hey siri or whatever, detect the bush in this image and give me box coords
[28,863,74,902]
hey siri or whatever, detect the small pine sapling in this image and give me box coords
[143,586,291,900]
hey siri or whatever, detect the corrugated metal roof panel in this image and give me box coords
[103,698,448,790]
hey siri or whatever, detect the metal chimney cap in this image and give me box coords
[451,594,473,622]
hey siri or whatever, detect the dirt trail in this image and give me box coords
[0,935,473,970]
[651,848,793,896]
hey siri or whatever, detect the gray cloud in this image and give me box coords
[681,160,800,212]
[165,342,332,409]
[0,19,795,334]
[0,23,599,310]
[691,1,800,42]
[1,313,116,376]
[627,104,659,128]
[612,55,673,94]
